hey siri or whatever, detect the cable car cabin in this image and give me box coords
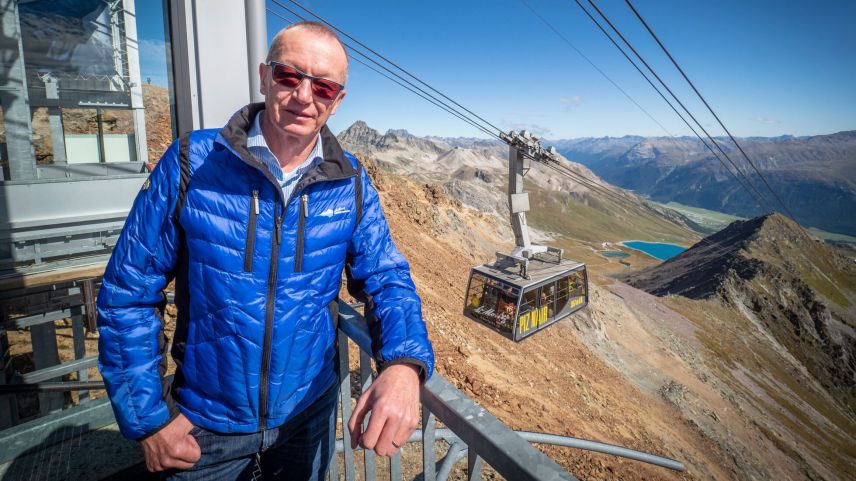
[463,257,588,341]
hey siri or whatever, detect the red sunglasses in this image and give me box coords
[267,61,344,101]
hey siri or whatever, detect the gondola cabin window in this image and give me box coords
[465,272,519,336]
[464,261,588,341]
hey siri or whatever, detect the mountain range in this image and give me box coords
[550,131,856,236]
[338,120,701,247]
[336,121,856,479]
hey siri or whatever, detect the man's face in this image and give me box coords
[259,28,347,143]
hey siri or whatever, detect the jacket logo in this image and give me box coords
[319,207,351,218]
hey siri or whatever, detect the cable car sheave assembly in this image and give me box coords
[464,131,589,342]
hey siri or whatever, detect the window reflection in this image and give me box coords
[0,0,175,177]
[465,273,519,335]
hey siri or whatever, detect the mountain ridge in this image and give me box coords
[334,122,856,479]
[548,131,856,236]
[624,213,856,411]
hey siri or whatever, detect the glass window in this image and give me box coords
[556,270,587,316]
[3,0,175,176]
[556,275,571,314]
[519,287,540,317]
[542,283,556,319]
[464,273,518,336]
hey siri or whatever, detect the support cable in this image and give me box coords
[573,0,772,211]
[518,0,675,138]
[275,0,505,134]
[268,3,705,244]
[622,0,800,222]
[268,9,500,140]
[267,6,501,139]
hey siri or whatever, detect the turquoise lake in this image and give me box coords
[622,241,686,261]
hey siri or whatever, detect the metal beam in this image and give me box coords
[337,302,575,481]
[245,0,267,103]
[121,0,148,164]
[0,0,36,180]
[19,356,97,384]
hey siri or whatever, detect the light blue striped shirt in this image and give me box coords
[247,111,323,203]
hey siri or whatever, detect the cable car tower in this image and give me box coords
[463,131,589,341]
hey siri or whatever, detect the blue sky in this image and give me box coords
[140,0,855,140]
[264,0,856,139]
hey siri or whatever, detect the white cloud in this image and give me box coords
[560,96,583,107]
[501,120,553,138]
[752,116,780,125]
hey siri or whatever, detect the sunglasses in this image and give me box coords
[267,61,344,101]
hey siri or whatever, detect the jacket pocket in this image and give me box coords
[244,189,259,272]
[295,193,308,273]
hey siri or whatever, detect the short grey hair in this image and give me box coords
[266,21,349,83]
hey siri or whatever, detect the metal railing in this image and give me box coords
[0,294,685,479]
[333,303,685,480]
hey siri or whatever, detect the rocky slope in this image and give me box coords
[625,213,856,411]
[355,157,856,480]
[338,123,856,479]
[553,132,856,236]
[338,121,702,246]
[6,153,855,480]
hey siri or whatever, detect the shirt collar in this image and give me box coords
[247,110,324,183]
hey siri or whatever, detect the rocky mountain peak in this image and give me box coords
[385,128,412,138]
[622,212,827,299]
[624,212,856,408]
[337,120,382,151]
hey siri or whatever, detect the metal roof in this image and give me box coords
[472,258,586,290]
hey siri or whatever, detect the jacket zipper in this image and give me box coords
[256,175,353,430]
[259,198,284,430]
[243,189,259,272]
[295,193,308,273]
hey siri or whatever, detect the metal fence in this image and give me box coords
[333,303,684,480]
[0,293,685,480]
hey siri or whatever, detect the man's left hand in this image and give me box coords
[347,363,421,457]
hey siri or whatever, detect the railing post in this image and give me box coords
[389,449,402,480]
[468,451,482,480]
[336,330,356,481]
[30,322,63,414]
[70,307,89,403]
[422,409,436,481]
[359,350,376,480]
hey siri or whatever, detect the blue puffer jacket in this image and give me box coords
[97,103,434,440]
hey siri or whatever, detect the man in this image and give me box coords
[97,21,434,480]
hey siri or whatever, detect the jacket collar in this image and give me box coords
[217,102,357,188]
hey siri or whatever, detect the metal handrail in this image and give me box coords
[337,302,576,481]
[0,300,685,478]
[335,302,685,480]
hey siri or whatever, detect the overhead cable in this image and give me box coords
[275,0,504,134]
[268,8,501,140]
[622,0,799,222]
[574,0,773,211]
[267,4,500,139]
[517,0,675,138]
[267,2,702,243]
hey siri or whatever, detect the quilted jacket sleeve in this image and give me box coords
[96,140,183,440]
[347,165,435,381]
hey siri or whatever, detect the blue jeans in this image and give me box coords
[163,381,339,481]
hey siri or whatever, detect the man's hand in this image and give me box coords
[140,413,201,472]
[348,363,421,457]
